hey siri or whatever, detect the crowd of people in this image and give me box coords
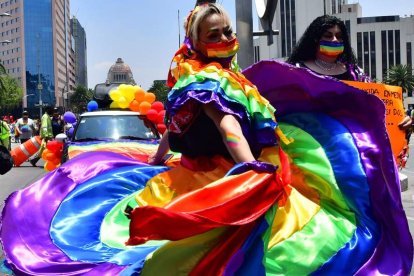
[0,3,412,275]
[0,107,66,167]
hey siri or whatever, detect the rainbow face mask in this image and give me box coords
[197,37,239,59]
[319,40,344,58]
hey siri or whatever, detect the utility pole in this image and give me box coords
[236,0,254,68]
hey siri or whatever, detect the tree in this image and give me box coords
[69,85,93,114]
[148,80,170,104]
[0,71,23,110]
[383,64,414,96]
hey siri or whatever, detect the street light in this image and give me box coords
[0,40,11,44]
[0,12,11,17]
[23,94,34,99]
[22,94,34,108]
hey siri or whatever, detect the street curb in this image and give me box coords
[400,173,408,192]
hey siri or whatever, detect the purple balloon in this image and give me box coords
[63,112,76,124]
[66,127,74,137]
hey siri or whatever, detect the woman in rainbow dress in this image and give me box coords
[1,3,412,275]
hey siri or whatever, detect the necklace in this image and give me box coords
[314,58,337,71]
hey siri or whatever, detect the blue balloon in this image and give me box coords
[87,100,98,112]
[63,112,77,124]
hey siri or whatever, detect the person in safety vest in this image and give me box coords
[0,116,11,151]
[30,107,54,167]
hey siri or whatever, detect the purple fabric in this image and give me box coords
[0,152,142,275]
[243,60,413,275]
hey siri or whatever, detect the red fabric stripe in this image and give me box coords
[126,170,285,245]
[190,222,258,276]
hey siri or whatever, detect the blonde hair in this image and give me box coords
[184,3,231,43]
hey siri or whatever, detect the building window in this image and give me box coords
[363,32,369,75]
[254,45,260,63]
[381,30,387,78]
[370,31,376,80]
[407,42,412,66]
[280,0,286,57]
[395,30,400,64]
[357,32,362,67]
[286,0,291,56]
[291,0,296,48]
[388,30,394,67]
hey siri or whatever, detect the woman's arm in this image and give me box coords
[203,103,255,163]
[148,130,170,165]
[399,115,412,130]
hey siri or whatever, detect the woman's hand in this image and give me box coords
[147,154,164,165]
[398,115,412,130]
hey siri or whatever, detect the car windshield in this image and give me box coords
[74,115,159,141]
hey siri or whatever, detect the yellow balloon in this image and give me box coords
[109,90,122,101]
[118,97,129,109]
[123,85,136,103]
[110,101,120,109]
[118,84,127,91]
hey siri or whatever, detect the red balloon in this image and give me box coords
[152,101,164,112]
[46,140,63,153]
[157,110,166,124]
[157,123,166,134]
[146,109,158,122]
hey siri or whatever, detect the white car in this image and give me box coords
[62,110,160,163]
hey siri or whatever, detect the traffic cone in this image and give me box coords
[11,136,42,167]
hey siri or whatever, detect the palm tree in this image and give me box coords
[383,64,414,96]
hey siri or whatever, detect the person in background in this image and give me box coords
[287,14,412,130]
[30,107,54,167]
[0,116,11,151]
[15,110,37,144]
[51,108,64,137]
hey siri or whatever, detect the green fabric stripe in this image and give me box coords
[263,123,356,274]
[100,190,166,249]
[279,123,348,209]
[265,208,356,275]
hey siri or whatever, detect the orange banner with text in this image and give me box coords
[343,80,406,161]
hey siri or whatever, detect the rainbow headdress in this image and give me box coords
[0,60,412,275]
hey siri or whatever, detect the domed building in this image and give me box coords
[105,58,136,85]
[94,58,136,107]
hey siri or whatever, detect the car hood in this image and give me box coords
[67,139,159,163]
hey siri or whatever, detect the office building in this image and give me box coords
[255,0,414,90]
[0,0,76,116]
[71,16,87,89]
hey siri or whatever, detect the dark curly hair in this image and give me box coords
[287,15,357,65]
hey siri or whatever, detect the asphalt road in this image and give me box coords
[0,142,414,273]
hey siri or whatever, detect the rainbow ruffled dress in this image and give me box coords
[0,60,412,275]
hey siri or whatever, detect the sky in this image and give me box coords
[71,0,414,91]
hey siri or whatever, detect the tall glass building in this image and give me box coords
[0,0,78,117]
[71,16,87,89]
